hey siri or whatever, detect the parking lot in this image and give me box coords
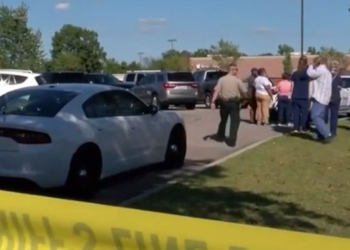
[91,106,280,206]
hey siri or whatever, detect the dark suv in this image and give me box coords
[35,72,134,89]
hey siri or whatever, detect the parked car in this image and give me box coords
[0,69,40,96]
[339,75,350,115]
[35,72,134,90]
[131,71,198,110]
[0,84,186,197]
[192,69,227,108]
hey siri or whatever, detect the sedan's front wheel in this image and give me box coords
[163,126,186,169]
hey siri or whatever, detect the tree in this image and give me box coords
[307,46,318,55]
[50,53,83,71]
[158,49,189,70]
[192,48,211,57]
[259,53,274,56]
[282,52,293,73]
[51,24,106,72]
[210,39,240,69]
[319,47,349,70]
[0,3,45,70]
[103,58,121,73]
[277,44,294,55]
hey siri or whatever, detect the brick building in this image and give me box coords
[190,54,350,83]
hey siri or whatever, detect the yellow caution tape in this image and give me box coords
[0,190,349,250]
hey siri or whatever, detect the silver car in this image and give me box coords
[131,71,198,110]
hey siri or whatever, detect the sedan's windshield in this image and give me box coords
[0,89,78,117]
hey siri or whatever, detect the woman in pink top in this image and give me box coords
[277,72,293,126]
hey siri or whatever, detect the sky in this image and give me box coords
[2,0,350,62]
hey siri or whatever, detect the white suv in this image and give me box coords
[0,69,40,96]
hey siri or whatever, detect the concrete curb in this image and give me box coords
[119,133,282,206]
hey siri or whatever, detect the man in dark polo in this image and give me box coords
[210,63,247,147]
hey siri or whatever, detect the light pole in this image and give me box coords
[167,39,177,50]
[300,0,304,55]
[138,52,144,69]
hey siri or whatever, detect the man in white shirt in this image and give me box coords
[306,56,333,143]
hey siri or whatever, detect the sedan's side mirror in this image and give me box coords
[149,104,158,115]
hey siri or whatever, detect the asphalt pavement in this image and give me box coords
[90,105,281,206]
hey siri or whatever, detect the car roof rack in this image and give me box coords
[0,69,33,73]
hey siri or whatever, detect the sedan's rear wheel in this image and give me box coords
[152,94,160,108]
[65,145,102,199]
[163,126,186,169]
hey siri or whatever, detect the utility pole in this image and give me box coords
[138,52,144,69]
[167,39,177,50]
[300,0,304,55]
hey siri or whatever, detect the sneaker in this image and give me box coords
[287,123,293,127]
[323,136,333,144]
[278,123,283,126]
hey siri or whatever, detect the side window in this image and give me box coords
[194,71,204,82]
[157,74,164,83]
[125,74,135,82]
[138,75,150,85]
[14,75,28,84]
[1,74,16,85]
[136,74,145,83]
[147,74,155,83]
[83,90,148,118]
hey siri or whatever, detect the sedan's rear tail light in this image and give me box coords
[0,128,51,144]
[163,83,176,88]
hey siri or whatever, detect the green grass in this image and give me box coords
[129,121,350,238]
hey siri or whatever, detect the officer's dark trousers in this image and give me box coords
[217,99,240,147]
[292,98,309,131]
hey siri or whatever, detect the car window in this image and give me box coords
[146,74,155,84]
[167,72,195,82]
[138,75,150,85]
[193,71,204,82]
[205,71,227,81]
[125,74,135,82]
[157,74,165,82]
[0,89,78,117]
[136,74,145,83]
[1,74,15,85]
[341,78,350,88]
[38,73,89,84]
[83,90,148,118]
[14,75,27,84]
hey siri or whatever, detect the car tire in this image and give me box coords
[160,104,169,110]
[185,103,196,110]
[163,125,186,169]
[65,144,102,199]
[151,94,160,108]
[205,92,212,108]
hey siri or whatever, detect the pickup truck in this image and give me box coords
[193,69,228,108]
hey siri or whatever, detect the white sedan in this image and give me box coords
[0,84,186,197]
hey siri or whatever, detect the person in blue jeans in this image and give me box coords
[324,62,342,137]
[276,72,293,126]
[307,56,333,143]
[291,56,310,133]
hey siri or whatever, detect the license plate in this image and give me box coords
[176,86,188,89]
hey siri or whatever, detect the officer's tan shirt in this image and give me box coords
[214,74,246,100]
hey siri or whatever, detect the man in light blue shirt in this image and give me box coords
[307,56,333,143]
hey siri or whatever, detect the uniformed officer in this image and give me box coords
[211,63,247,147]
